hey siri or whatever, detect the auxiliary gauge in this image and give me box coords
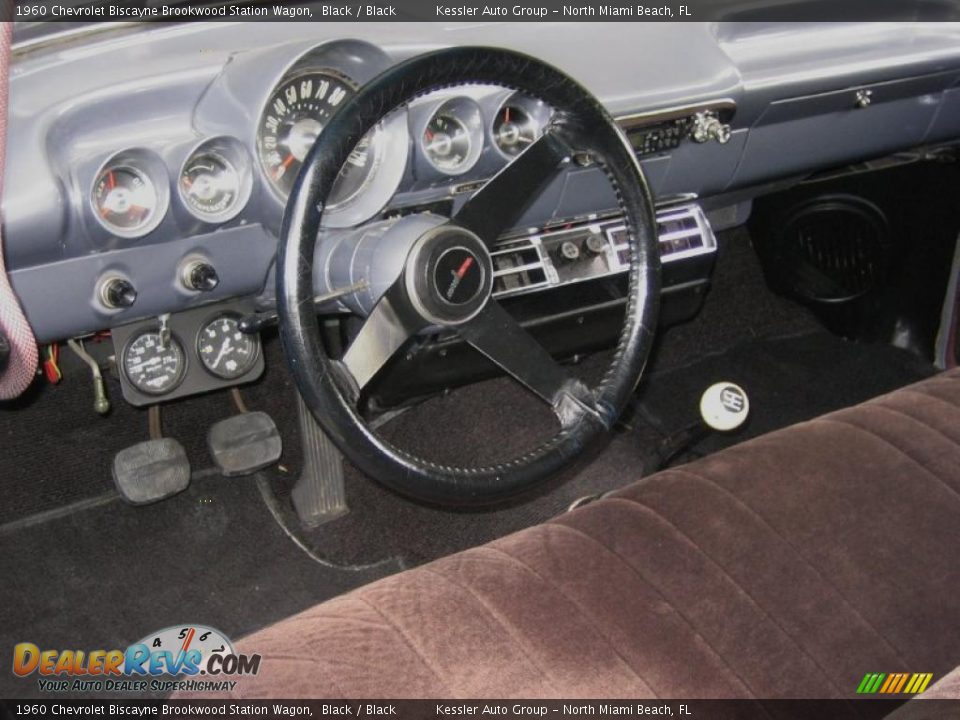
[197,315,259,380]
[122,331,186,396]
[179,152,243,223]
[420,97,483,175]
[92,164,163,238]
[493,105,537,157]
[423,113,473,173]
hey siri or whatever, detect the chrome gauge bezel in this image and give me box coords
[419,96,484,176]
[255,67,408,229]
[490,93,554,160]
[89,151,169,239]
[323,109,409,228]
[178,137,253,224]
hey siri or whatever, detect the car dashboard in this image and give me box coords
[6,21,960,407]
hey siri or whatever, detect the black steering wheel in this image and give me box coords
[278,47,660,505]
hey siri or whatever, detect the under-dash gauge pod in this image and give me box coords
[699,382,749,432]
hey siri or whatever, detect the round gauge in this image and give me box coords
[179,152,243,222]
[423,112,473,173]
[123,332,186,396]
[493,105,538,157]
[136,625,235,674]
[256,70,377,206]
[197,315,259,380]
[92,165,161,237]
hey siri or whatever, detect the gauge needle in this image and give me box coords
[212,339,232,369]
[273,154,295,179]
[107,171,116,190]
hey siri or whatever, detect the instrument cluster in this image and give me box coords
[85,47,556,247]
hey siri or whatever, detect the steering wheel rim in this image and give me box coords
[278,46,660,505]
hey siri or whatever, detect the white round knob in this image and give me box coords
[700,382,749,432]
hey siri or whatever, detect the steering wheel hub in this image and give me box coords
[405,224,493,325]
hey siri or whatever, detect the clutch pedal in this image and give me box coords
[291,392,348,527]
[208,411,282,477]
[112,437,190,505]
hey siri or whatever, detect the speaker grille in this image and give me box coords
[777,196,890,303]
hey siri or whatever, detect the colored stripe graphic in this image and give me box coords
[857,672,933,694]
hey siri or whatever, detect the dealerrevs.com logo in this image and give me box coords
[12,624,261,694]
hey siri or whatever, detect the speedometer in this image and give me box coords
[256,70,377,207]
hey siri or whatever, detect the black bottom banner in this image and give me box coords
[2,699,959,720]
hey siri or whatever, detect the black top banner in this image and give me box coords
[7,0,960,23]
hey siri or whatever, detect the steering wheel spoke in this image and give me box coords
[452,128,573,246]
[458,299,596,425]
[340,278,426,393]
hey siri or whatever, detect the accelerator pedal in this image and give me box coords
[113,438,190,505]
[291,392,348,527]
[208,411,282,477]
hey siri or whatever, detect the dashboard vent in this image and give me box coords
[491,238,549,295]
[656,205,714,260]
[608,204,717,266]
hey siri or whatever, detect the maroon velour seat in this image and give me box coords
[193,369,960,699]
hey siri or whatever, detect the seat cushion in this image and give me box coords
[212,369,960,699]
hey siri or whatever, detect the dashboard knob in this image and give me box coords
[558,240,581,263]
[100,277,137,309]
[183,261,220,293]
[691,111,732,145]
[585,233,608,255]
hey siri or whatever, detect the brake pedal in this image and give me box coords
[208,411,282,477]
[291,392,348,527]
[113,438,190,505]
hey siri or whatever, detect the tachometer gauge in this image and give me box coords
[122,332,186,396]
[92,165,161,238]
[197,315,259,380]
[423,112,473,173]
[257,70,377,206]
[493,105,537,157]
[179,152,242,222]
